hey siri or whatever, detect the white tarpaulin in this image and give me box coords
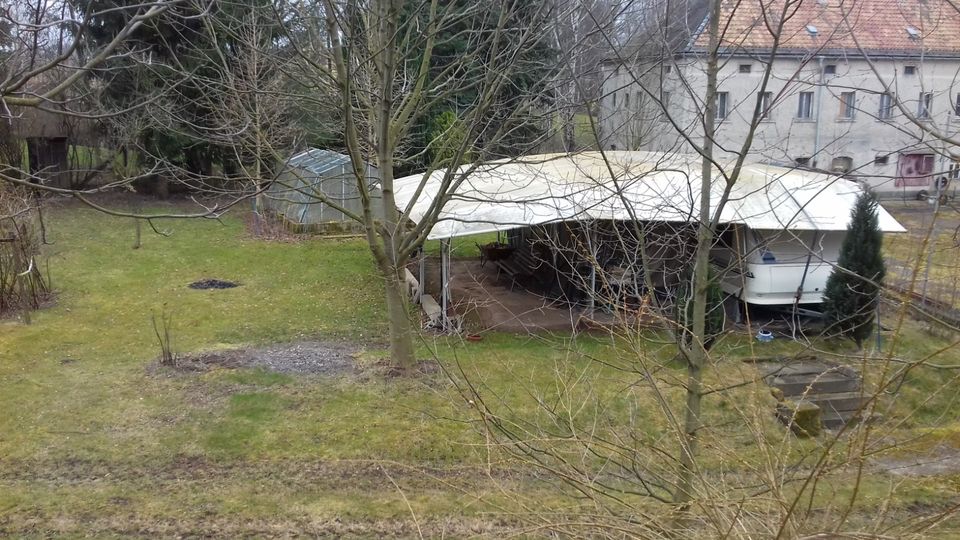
[393,151,906,240]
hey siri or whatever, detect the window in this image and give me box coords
[759,91,773,119]
[896,153,935,187]
[795,157,811,167]
[660,91,671,120]
[805,24,819,37]
[665,65,672,74]
[797,91,814,119]
[904,65,917,76]
[874,155,890,165]
[715,92,728,120]
[839,91,856,119]
[831,156,853,173]
[739,64,752,74]
[612,92,617,107]
[625,92,630,108]
[824,64,837,75]
[906,26,920,40]
[918,92,933,118]
[950,160,960,180]
[878,93,894,119]
[610,144,617,151]
[955,93,960,115]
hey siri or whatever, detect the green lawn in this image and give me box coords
[1,202,959,536]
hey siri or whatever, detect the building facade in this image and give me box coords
[599,0,960,198]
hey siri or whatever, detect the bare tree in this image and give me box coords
[431,0,960,535]
[255,0,563,370]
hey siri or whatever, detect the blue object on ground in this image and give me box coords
[756,329,774,343]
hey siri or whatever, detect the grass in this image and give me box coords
[1,200,959,536]
[423,231,499,258]
[885,202,960,307]
[546,111,604,150]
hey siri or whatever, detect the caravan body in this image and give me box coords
[713,226,846,305]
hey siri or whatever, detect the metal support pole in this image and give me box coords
[587,222,596,314]
[875,298,882,352]
[812,57,825,167]
[922,179,942,306]
[418,248,425,304]
[441,239,450,331]
[793,231,819,340]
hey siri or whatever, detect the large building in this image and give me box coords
[598,0,960,197]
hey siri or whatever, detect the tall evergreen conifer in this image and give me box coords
[822,192,886,349]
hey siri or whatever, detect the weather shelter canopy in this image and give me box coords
[392,151,905,239]
[264,148,381,230]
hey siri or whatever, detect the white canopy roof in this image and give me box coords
[393,151,906,240]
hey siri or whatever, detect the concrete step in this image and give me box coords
[766,361,851,377]
[804,391,869,413]
[770,373,862,396]
[821,409,858,430]
[822,409,882,429]
[820,409,882,430]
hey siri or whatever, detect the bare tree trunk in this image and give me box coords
[563,108,576,152]
[674,0,721,506]
[383,265,416,371]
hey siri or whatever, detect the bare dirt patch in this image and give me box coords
[157,341,360,376]
[371,358,441,378]
[874,444,960,477]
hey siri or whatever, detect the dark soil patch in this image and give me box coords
[155,341,360,376]
[188,278,239,290]
[374,358,441,378]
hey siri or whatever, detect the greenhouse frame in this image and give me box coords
[263,148,381,233]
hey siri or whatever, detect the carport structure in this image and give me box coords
[393,151,904,331]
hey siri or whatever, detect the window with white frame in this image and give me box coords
[759,91,773,119]
[797,91,813,119]
[839,91,856,119]
[878,93,894,119]
[831,156,853,173]
[715,92,728,120]
[918,92,933,118]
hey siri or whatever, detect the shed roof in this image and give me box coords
[393,151,905,240]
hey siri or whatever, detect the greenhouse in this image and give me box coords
[263,148,381,233]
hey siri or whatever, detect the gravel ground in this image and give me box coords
[173,341,359,375]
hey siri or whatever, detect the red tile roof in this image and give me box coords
[692,0,960,56]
